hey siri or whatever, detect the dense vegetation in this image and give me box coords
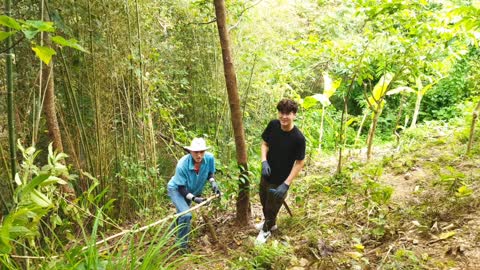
[1,0,479,268]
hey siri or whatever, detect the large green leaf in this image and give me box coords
[20,174,49,198]
[0,15,21,30]
[32,46,56,65]
[51,36,88,52]
[302,96,319,109]
[386,86,415,95]
[22,29,39,40]
[312,93,331,107]
[24,20,55,32]
[30,189,52,208]
[372,73,394,101]
[323,72,341,98]
[38,176,67,187]
[0,31,15,42]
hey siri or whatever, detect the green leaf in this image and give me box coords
[24,20,54,32]
[9,226,33,237]
[0,15,21,30]
[302,96,318,109]
[312,94,331,107]
[30,189,52,208]
[323,72,341,98]
[22,29,39,40]
[21,174,49,197]
[51,36,88,52]
[0,31,15,42]
[39,176,67,187]
[372,73,394,101]
[386,86,415,96]
[32,46,56,65]
[439,231,456,240]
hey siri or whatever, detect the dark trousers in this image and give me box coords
[259,177,286,231]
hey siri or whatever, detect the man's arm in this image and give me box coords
[261,140,269,161]
[284,159,304,186]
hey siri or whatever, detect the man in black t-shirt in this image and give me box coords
[256,99,306,244]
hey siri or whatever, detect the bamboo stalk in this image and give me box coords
[83,194,220,250]
[5,0,16,181]
[9,194,220,260]
[58,49,94,173]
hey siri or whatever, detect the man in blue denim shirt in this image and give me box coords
[167,138,221,251]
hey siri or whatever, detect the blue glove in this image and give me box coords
[269,183,289,200]
[211,180,221,196]
[193,197,205,204]
[261,161,271,177]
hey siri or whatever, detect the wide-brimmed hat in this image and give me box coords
[184,138,210,152]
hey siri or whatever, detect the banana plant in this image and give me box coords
[365,73,394,161]
[302,72,341,153]
[0,142,68,254]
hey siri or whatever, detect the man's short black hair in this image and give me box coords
[276,99,298,114]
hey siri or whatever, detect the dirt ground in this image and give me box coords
[186,125,480,269]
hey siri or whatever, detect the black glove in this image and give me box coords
[269,183,289,200]
[261,161,271,177]
[193,197,205,204]
[211,180,221,196]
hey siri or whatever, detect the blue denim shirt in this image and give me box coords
[167,152,215,195]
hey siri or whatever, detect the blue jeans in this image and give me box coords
[168,187,192,249]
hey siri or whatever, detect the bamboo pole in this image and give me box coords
[86,194,219,250]
[9,194,220,260]
[5,0,16,181]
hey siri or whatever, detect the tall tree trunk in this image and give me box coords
[42,61,63,152]
[42,5,75,197]
[5,0,16,181]
[214,0,250,225]
[467,101,480,154]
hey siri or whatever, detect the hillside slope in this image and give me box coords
[187,120,480,270]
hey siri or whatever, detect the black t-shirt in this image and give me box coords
[261,119,306,184]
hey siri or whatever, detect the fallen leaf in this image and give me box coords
[439,231,456,240]
[345,251,363,260]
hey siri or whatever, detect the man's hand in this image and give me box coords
[211,180,222,196]
[261,161,271,177]
[193,197,205,204]
[269,183,289,200]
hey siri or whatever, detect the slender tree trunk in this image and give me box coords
[336,88,351,175]
[42,5,75,197]
[467,101,480,154]
[42,62,63,152]
[366,107,383,161]
[393,95,406,134]
[5,0,16,181]
[354,110,369,147]
[410,92,423,128]
[214,0,250,225]
[318,105,326,153]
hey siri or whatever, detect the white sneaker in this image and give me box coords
[254,221,277,231]
[255,230,271,245]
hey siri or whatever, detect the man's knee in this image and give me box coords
[178,213,192,223]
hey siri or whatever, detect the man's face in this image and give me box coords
[278,111,296,127]
[190,150,206,163]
